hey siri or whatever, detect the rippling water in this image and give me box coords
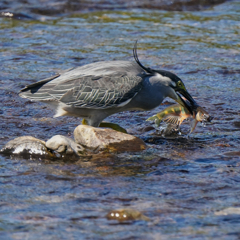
[0,1,240,239]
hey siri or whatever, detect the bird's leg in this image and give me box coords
[82,119,127,133]
[99,122,127,134]
[82,118,88,125]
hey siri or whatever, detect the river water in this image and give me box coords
[0,0,240,239]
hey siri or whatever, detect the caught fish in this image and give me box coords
[147,104,212,134]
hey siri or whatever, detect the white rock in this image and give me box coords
[46,135,85,155]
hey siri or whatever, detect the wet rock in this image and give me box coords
[74,125,147,152]
[106,209,150,222]
[0,136,55,157]
[46,135,85,155]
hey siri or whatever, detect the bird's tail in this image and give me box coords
[19,74,60,100]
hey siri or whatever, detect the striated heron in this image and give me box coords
[19,42,197,132]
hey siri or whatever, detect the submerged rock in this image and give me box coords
[46,135,85,155]
[0,136,55,157]
[106,209,150,222]
[74,125,147,152]
[215,207,240,216]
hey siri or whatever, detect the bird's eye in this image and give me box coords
[177,81,183,88]
[176,81,187,91]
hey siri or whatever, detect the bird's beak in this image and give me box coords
[175,89,197,115]
[180,89,197,107]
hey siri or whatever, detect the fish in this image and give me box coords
[147,104,213,134]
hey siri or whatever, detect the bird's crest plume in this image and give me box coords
[133,41,155,74]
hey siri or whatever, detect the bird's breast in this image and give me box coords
[125,86,165,111]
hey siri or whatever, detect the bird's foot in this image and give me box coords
[99,122,127,134]
[81,119,127,133]
[82,119,88,125]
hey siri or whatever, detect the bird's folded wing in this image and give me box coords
[59,75,143,109]
[20,74,144,109]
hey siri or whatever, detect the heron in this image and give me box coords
[19,42,197,133]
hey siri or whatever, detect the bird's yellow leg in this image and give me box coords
[82,118,88,125]
[99,122,127,134]
[82,119,127,133]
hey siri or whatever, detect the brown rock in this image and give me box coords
[74,125,147,152]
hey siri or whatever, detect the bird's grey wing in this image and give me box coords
[20,73,144,109]
[56,75,144,109]
[19,61,145,106]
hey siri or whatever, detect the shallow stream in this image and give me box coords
[0,0,240,239]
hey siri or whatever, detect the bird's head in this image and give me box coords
[133,41,197,114]
[160,71,197,114]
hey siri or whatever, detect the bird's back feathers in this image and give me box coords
[19,61,146,109]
